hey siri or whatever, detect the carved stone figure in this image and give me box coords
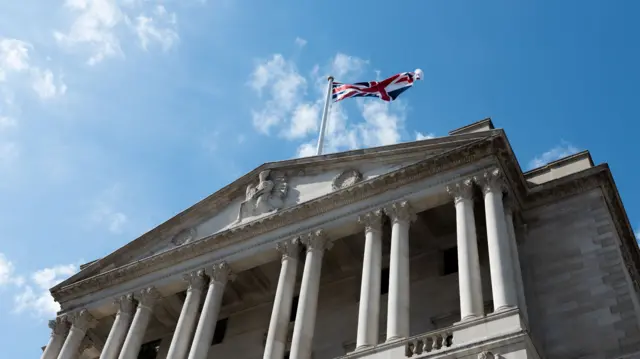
[236,169,288,223]
[332,169,362,190]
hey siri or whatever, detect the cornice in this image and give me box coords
[52,135,497,302]
[52,131,640,302]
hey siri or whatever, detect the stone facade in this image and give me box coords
[40,118,640,359]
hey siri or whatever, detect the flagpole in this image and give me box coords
[316,75,334,155]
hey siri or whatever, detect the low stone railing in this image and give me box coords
[405,328,454,357]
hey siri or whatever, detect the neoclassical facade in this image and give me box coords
[43,119,640,359]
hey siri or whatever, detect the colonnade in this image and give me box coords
[42,168,524,359]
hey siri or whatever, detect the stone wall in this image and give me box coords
[521,188,640,358]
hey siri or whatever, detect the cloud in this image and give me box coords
[358,100,404,147]
[89,184,129,234]
[331,53,368,79]
[528,141,580,170]
[294,37,307,48]
[14,264,78,317]
[0,39,31,80]
[0,116,17,131]
[31,69,67,99]
[54,0,125,65]
[415,131,435,140]
[133,5,179,51]
[0,253,22,287]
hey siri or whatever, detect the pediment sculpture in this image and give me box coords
[236,169,288,223]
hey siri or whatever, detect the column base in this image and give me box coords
[385,336,405,343]
[494,305,517,313]
[355,344,374,351]
[455,313,484,325]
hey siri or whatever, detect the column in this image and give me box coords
[41,317,69,359]
[384,201,414,342]
[100,294,136,359]
[504,199,529,322]
[475,168,518,311]
[289,230,332,359]
[447,179,484,321]
[355,210,383,350]
[166,270,207,359]
[118,287,161,359]
[263,239,300,359]
[187,262,233,359]
[57,310,96,359]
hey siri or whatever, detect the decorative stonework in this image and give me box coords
[48,317,69,337]
[446,178,474,204]
[358,209,383,233]
[114,293,135,314]
[236,169,288,223]
[68,309,97,332]
[474,168,506,196]
[384,201,416,224]
[210,261,234,283]
[478,351,494,359]
[332,169,362,191]
[276,239,300,261]
[137,287,161,309]
[299,229,333,253]
[171,228,197,246]
[183,269,206,291]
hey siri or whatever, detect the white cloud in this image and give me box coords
[286,102,319,139]
[0,116,17,130]
[133,5,179,51]
[358,101,404,147]
[331,53,368,79]
[415,131,435,141]
[294,37,307,48]
[528,142,580,170]
[0,39,31,79]
[14,264,77,317]
[0,253,20,286]
[31,69,67,99]
[90,184,129,234]
[54,0,125,65]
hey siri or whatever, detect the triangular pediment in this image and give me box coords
[56,130,497,288]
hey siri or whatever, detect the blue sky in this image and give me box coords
[0,0,638,357]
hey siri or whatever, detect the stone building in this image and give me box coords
[42,118,640,359]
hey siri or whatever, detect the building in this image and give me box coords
[42,118,640,359]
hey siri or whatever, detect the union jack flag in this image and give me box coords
[332,71,420,102]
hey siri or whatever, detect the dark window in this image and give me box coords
[380,267,390,295]
[290,296,299,322]
[137,339,161,359]
[443,247,458,275]
[211,318,228,345]
[284,351,290,359]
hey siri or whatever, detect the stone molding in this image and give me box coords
[136,287,161,309]
[384,201,416,224]
[68,309,97,332]
[209,262,234,284]
[299,229,333,253]
[358,209,383,233]
[475,167,506,196]
[446,178,474,204]
[183,269,206,291]
[276,239,300,261]
[49,317,69,337]
[114,293,135,315]
[50,133,640,305]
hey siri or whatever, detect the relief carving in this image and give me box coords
[171,228,197,246]
[236,169,288,223]
[332,169,362,190]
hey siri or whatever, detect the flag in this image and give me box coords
[332,70,422,102]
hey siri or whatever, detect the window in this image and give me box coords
[211,318,228,345]
[137,339,161,359]
[284,351,290,359]
[442,247,458,275]
[380,267,390,295]
[290,296,299,322]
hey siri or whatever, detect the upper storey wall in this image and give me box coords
[521,188,640,358]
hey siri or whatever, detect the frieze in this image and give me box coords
[51,133,640,305]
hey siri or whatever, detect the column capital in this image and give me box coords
[276,239,300,261]
[114,293,136,315]
[68,309,97,332]
[358,209,383,233]
[384,201,416,224]
[210,261,235,283]
[183,269,207,291]
[446,178,474,204]
[49,317,70,337]
[298,229,332,253]
[474,168,506,197]
[136,286,161,309]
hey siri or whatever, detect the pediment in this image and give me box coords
[58,131,496,287]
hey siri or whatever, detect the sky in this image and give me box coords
[0,0,638,357]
